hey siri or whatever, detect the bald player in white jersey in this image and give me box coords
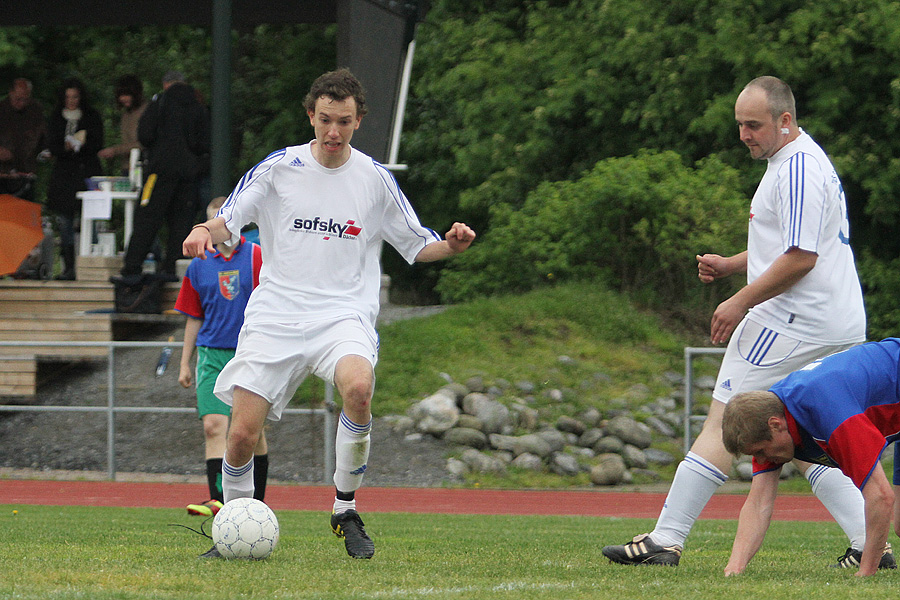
[602,76,889,571]
[183,69,475,560]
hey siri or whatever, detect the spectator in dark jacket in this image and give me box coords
[0,78,47,199]
[46,77,104,280]
[117,70,210,282]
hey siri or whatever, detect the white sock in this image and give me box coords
[333,498,357,515]
[222,455,254,504]
[806,464,865,551]
[333,411,371,494]
[651,451,728,548]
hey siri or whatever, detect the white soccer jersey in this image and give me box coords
[217,143,442,325]
[746,129,865,344]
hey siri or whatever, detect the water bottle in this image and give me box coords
[155,336,174,377]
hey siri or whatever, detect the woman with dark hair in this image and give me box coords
[98,75,147,175]
[46,77,104,280]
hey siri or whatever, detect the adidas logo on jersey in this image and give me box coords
[719,379,732,391]
[289,157,305,167]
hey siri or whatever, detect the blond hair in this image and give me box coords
[722,391,785,456]
[206,196,227,221]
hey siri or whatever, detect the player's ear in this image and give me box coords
[766,416,785,433]
[767,415,785,433]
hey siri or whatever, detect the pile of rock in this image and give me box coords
[384,364,708,486]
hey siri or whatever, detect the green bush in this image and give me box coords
[437,150,746,317]
[857,251,900,340]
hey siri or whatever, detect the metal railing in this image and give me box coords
[0,340,336,482]
[682,346,726,454]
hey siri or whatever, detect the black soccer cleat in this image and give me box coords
[198,545,223,559]
[602,533,682,566]
[832,543,896,569]
[331,509,375,559]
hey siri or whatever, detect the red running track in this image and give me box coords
[0,480,832,521]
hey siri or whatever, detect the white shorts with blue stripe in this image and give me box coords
[712,317,857,404]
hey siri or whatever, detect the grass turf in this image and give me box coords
[0,504,896,599]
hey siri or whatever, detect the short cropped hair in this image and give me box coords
[744,76,796,123]
[303,68,368,117]
[722,391,785,456]
[206,196,227,220]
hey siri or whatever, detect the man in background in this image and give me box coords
[116,70,209,283]
[0,78,46,199]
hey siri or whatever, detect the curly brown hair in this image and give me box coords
[302,68,368,117]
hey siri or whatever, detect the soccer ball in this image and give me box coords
[212,498,279,560]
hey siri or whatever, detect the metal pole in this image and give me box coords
[107,344,117,480]
[387,39,415,166]
[210,0,232,197]
[324,382,336,484]
[683,347,693,455]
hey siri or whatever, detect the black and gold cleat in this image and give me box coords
[331,509,375,559]
[199,545,223,559]
[602,533,682,566]
[832,543,896,569]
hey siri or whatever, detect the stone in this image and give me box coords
[464,375,486,393]
[510,403,539,431]
[446,457,468,477]
[510,452,544,471]
[578,407,601,428]
[622,444,648,469]
[593,436,624,454]
[556,415,587,436]
[459,448,507,474]
[443,427,488,449]
[590,453,627,485]
[409,391,460,435]
[643,447,676,466]
[440,382,469,404]
[625,383,652,401]
[662,371,683,386]
[550,452,581,476]
[457,414,484,431]
[694,375,717,390]
[630,468,662,481]
[515,380,535,394]
[605,415,652,449]
[381,415,415,435]
[544,388,564,402]
[462,393,510,434]
[489,433,553,458]
[645,416,675,438]
[535,428,567,453]
[734,461,753,481]
[578,428,604,448]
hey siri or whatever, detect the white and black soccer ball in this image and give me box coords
[212,498,279,560]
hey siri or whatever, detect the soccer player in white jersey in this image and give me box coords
[602,76,890,570]
[183,69,476,559]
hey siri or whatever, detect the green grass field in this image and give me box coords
[1,504,896,599]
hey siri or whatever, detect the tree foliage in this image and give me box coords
[4,2,900,336]
[436,150,746,317]
[401,0,900,336]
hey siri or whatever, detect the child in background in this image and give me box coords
[175,196,268,517]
